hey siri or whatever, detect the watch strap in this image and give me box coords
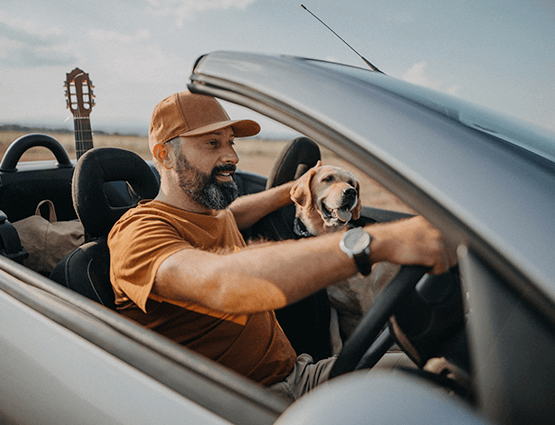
[353,249,372,276]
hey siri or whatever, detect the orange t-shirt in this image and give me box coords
[107,200,296,385]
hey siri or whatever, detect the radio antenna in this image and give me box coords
[301,4,384,74]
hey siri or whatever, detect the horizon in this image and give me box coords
[0,119,298,140]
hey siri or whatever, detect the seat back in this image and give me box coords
[50,148,159,308]
[50,239,115,308]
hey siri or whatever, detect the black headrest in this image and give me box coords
[49,239,116,309]
[72,147,159,238]
[266,137,321,189]
[248,137,321,243]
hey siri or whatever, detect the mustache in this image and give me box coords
[212,163,237,176]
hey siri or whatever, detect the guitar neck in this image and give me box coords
[74,116,94,160]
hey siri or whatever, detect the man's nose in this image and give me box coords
[222,145,239,164]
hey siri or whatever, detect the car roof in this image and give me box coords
[189,51,555,315]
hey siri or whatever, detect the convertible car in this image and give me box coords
[1,52,554,425]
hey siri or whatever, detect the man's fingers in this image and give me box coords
[431,239,458,275]
[365,215,458,274]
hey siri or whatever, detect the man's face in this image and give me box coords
[173,127,240,210]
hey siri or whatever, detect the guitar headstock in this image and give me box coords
[64,68,95,118]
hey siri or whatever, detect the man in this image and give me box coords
[108,91,456,401]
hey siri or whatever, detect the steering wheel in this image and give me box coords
[329,265,430,378]
[329,263,467,381]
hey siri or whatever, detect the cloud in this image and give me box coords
[0,11,76,67]
[402,61,459,96]
[85,28,175,86]
[146,0,257,27]
[88,28,151,44]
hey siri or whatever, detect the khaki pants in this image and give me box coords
[268,354,337,402]
[268,351,415,402]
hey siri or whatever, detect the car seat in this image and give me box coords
[50,147,159,309]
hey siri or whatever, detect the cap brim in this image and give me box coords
[179,119,260,138]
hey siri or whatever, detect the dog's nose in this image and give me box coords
[343,187,357,199]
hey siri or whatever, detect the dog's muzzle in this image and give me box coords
[321,187,358,225]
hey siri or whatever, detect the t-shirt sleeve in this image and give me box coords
[108,211,191,313]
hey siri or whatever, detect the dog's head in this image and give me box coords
[290,161,362,236]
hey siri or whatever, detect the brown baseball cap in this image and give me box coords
[148,91,260,150]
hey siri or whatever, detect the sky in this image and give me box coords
[1,0,554,138]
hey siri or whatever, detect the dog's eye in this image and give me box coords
[321,175,334,183]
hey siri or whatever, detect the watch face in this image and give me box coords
[344,229,371,254]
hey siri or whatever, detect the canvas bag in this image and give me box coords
[13,200,84,274]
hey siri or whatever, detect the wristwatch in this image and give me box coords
[339,227,372,276]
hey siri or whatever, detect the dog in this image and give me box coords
[290,161,362,237]
[290,161,400,353]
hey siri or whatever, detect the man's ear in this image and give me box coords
[290,161,321,209]
[152,143,173,170]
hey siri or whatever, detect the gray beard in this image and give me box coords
[175,153,238,210]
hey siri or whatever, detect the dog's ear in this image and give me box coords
[290,161,321,208]
[352,180,362,220]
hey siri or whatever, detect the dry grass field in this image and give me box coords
[0,130,412,213]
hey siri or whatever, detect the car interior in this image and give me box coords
[0,132,473,418]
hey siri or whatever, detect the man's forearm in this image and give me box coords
[229,181,295,230]
[154,230,355,313]
[153,216,457,314]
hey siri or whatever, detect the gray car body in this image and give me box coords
[1,51,554,424]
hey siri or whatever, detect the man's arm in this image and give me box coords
[228,181,295,230]
[152,215,457,314]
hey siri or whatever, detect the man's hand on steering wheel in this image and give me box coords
[365,216,458,275]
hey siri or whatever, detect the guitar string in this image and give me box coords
[70,76,93,160]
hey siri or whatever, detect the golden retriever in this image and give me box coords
[290,161,400,352]
[290,161,362,236]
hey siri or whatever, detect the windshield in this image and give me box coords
[303,58,555,165]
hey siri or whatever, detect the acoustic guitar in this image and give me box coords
[64,68,95,159]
